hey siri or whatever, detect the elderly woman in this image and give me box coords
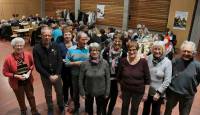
[102,33,127,115]
[118,40,150,115]
[164,41,200,115]
[142,41,172,115]
[79,42,110,115]
[2,37,40,115]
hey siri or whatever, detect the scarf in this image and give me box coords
[109,46,123,74]
[152,55,165,66]
[89,57,100,65]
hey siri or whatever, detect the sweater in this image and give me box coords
[147,54,172,96]
[169,58,200,97]
[2,52,34,89]
[118,58,151,94]
[65,45,89,77]
[79,59,110,96]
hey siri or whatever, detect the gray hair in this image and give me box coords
[180,40,196,53]
[11,37,25,47]
[41,26,52,35]
[151,41,166,54]
[89,42,101,52]
[76,31,89,41]
[128,29,133,34]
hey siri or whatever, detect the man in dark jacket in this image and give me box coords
[33,27,64,115]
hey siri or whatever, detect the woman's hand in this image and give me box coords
[118,91,122,99]
[153,92,160,101]
[14,74,26,80]
[81,95,86,99]
[142,93,148,102]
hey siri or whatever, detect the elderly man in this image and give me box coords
[164,41,200,115]
[33,27,64,115]
[65,31,90,114]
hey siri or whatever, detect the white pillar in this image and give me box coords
[75,0,80,20]
[122,0,129,31]
[40,0,45,17]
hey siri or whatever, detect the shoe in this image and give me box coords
[47,110,54,115]
[21,111,27,115]
[32,112,41,115]
[60,109,65,115]
[59,106,65,115]
[73,109,79,115]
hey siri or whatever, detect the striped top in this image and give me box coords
[65,45,89,77]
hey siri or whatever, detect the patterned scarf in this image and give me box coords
[109,46,123,74]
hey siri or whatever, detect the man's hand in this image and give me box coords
[72,61,82,66]
[49,75,58,83]
[81,95,86,99]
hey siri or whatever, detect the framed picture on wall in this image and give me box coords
[97,4,105,19]
[173,11,188,30]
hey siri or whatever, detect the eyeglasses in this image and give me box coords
[128,48,137,52]
[42,34,52,38]
[182,50,193,54]
[90,49,100,52]
[15,45,24,48]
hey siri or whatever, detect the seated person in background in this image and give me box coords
[163,31,174,60]
[51,22,63,43]
[132,24,146,41]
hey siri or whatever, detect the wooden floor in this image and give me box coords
[0,40,200,115]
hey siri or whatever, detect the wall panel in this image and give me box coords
[128,0,171,31]
[45,0,75,17]
[80,0,124,27]
[0,0,40,19]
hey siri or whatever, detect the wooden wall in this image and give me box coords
[80,0,124,27]
[45,0,75,17]
[128,0,171,31]
[0,0,40,20]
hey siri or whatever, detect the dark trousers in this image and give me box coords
[164,89,194,115]
[85,95,106,115]
[121,90,143,115]
[105,80,118,115]
[142,95,163,115]
[13,79,38,114]
[61,66,73,104]
[40,76,64,111]
[72,76,80,111]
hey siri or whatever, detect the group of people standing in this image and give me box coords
[2,24,200,115]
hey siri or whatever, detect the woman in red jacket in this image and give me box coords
[2,37,40,115]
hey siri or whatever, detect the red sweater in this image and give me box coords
[2,51,34,89]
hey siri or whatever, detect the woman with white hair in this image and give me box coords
[142,41,172,115]
[164,41,200,115]
[2,37,40,115]
[79,42,110,115]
